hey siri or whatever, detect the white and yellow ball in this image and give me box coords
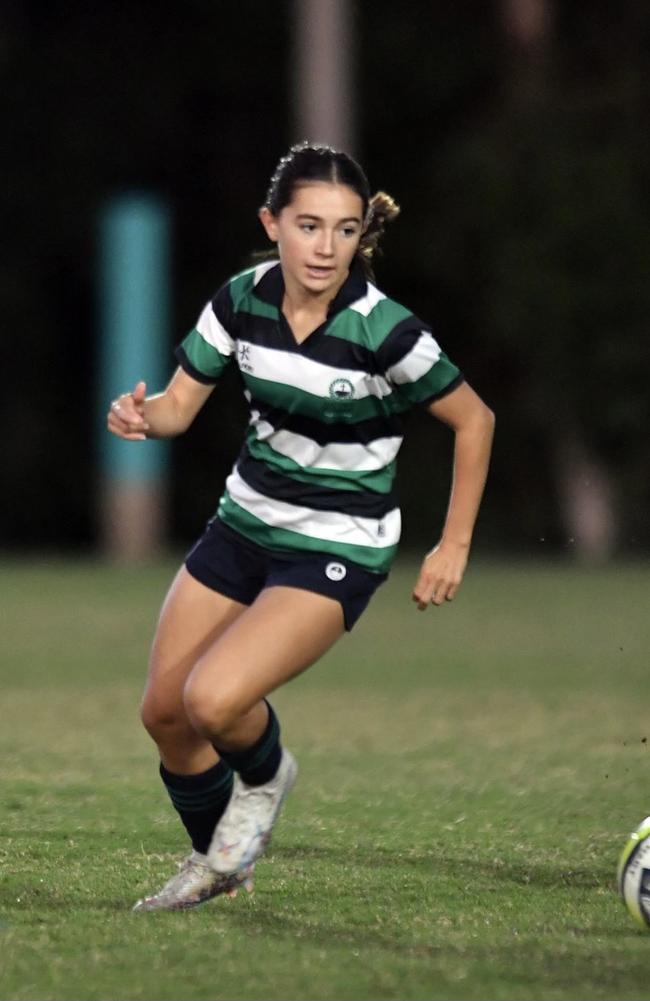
[618,815,650,929]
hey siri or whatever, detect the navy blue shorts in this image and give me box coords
[185,516,388,630]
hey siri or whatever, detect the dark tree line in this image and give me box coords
[2,1,649,559]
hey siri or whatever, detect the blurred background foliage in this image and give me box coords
[2,0,649,559]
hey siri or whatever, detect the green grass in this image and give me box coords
[1,555,650,1000]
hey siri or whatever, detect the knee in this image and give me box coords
[182,676,243,740]
[140,691,190,744]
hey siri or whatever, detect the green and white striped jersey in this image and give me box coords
[176,260,463,573]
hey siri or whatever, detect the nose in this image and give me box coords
[315,228,335,257]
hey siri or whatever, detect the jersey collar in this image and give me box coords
[253,258,368,317]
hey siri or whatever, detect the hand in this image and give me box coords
[411,540,469,611]
[107,381,150,440]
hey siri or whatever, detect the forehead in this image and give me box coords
[286,181,364,219]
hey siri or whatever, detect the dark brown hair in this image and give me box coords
[263,142,400,281]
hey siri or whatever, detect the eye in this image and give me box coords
[341,226,359,238]
[300,222,316,233]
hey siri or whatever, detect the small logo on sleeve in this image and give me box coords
[325,562,347,582]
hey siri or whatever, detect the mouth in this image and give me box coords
[305,264,335,279]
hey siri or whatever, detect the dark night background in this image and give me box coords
[2,1,649,560]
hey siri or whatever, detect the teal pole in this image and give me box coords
[98,194,171,557]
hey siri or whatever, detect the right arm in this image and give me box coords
[107,367,214,441]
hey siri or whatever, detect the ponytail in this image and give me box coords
[357,191,400,281]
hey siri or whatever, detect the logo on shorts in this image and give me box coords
[325,561,347,582]
[329,378,354,400]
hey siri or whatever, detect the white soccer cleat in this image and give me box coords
[132,850,254,912]
[208,748,298,875]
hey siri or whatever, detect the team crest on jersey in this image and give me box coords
[329,378,354,400]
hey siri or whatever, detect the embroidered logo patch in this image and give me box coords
[238,343,253,372]
[328,378,354,400]
[325,562,347,582]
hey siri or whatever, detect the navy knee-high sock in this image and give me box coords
[213,700,282,787]
[159,759,233,855]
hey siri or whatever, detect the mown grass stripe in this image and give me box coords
[3,559,650,1001]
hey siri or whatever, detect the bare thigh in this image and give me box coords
[141,566,247,773]
[183,586,345,748]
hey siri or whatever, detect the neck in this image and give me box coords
[281,269,348,317]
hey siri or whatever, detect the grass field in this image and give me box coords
[2,554,650,1000]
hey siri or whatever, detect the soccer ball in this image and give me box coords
[618,815,650,929]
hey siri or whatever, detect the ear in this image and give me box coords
[258,207,279,243]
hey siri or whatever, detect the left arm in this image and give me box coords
[412,381,495,610]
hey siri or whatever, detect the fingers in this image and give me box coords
[132,380,147,404]
[411,560,464,611]
[411,579,456,610]
[106,386,150,440]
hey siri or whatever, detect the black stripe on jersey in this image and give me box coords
[253,259,368,316]
[175,345,221,385]
[237,449,398,517]
[418,373,465,406]
[292,328,382,376]
[210,281,237,334]
[315,331,383,373]
[234,315,382,374]
[375,317,430,372]
[250,262,284,306]
[249,397,404,445]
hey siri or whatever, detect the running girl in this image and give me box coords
[107,143,495,911]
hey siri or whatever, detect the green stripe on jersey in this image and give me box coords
[243,373,406,423]
[245,432,397,495]
[217,496,397,573]
[181,328,233,380]
[229,268,279,321]
[326,298,414,348]
[227,267,256,303]
[392,353,461,405]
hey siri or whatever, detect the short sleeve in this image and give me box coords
[377,320,464,409]
[175,283,236,384]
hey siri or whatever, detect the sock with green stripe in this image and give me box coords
[159,759,234,855]
[213,700,282,787]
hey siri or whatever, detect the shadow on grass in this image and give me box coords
[3,841,613,917]
[216,899,645,998]
[272,842,612,890]
[4,867,646,999]
[2,837,624,967]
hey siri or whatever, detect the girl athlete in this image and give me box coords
[107,143,495,912]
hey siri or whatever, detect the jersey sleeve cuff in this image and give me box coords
[174,345,220,385]
[418,373,465,407]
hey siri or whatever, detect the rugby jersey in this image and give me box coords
[176,260,463,573]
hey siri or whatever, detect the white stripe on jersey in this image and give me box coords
[251,413,403,472]
[348,282,386,317]
[196,302,235,355]
[224,468,401,549]
[253,260,280,285]
[386,331,442,385]
[241,342,392,401]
